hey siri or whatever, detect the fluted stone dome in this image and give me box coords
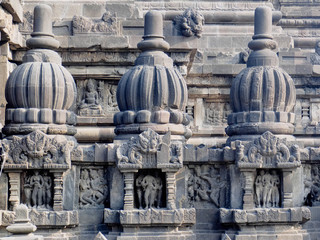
[226,6,296,137]
[114,11,190,137]
[3,5,77,136]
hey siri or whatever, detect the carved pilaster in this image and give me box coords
[166,171,176,210]
[8,172,20,210]
[242,170,255,210]
[123,171,136,210]
[282,169,293,208]
[52,171,63,211]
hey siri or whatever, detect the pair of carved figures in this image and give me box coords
[79,169,108,208]
[136,174,163,209]
[24,171,52,209]
[255,170,280,208]
[187,166,226,207]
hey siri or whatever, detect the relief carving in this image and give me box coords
[1,130,73,169]
[305,165,320,206]
[255,170,280,208]
[187,165,227,207]
[116,129,162,169]
[73,12,118,35]
[235,131,301,168]
[311,41,320,65]
[24,171,53,210]
[136,173,163,209]
[77,79,118,116]
[173,8,204,38]
[79,168,108,208]
[204,102,231,126]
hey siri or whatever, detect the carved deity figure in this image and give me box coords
[270,170,280,207]
[79,79,102,115]
[42,171,52,209]
[30,171,44,208]
[135,173,163,209]
[24,176,32,208]
[170,143,182,164]
[187,166,227,207]
[255,170,280,208]
[79,169,108,208]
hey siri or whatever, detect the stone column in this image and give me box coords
[166,171,176,210]
[52,171,64,211]
[241,170,255,210]
[7,171,20,210]
[123,171,136,210]
[282,169,293,208]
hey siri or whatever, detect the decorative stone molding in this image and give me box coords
[235,131,301,169]
[104,208,195,227]
[220,207,311,225]
[116,129,182,170]
[72,12,119,35]
[0,209,79,227]
[1,130,73,170]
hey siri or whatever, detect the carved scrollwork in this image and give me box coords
[1,130,74,169]
[235,131,301,169]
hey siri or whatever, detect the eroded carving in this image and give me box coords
[173,8,204,38]
[311,41,320,65]
[73,12,118,35]
[2,130,73,169]
[187,165,227,207]
[79,168,108,208]
[205,102,231,126]
[235,131,301,168]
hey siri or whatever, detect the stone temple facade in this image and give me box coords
[2,0,320,240]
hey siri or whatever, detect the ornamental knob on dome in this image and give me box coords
[114,11,191,137]
[226,6,296,137]
[3,5,77,136]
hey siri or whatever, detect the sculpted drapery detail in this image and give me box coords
[1,130,74,169]
[235,131,301,169]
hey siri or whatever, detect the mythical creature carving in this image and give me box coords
[235,131,301,168]
[79,168,108,208]
[173,8,204,38]
[135,173,163,209]
[187,165,228,207]
[1,130,73,169]
[255,170,280,208]
[170,142,182,164]
[116,129,162,168]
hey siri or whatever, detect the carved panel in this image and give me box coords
[235,131,301,169]
[304,164,320,206]
[79,168,108,209]
[135,170,165,209]
[23,171,53,210]
[254,169,280,209]
[186,165,228,208]
[77,79,118,117]
[204,102,231,126]
[1,130,73,169]
[173,9,204,38]
[72,12,119,35]
[116,129,181,170]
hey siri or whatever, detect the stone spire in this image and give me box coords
[114,11,191,139]
[4,4,77,136]
[226,6,296,141]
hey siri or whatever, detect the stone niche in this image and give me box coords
[220,131,311,239]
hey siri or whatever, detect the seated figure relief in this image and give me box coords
[255,169,280,208]
[79,79,103,116]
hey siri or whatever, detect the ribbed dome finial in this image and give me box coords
[226,6,296,140]
[114,10,191,138]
